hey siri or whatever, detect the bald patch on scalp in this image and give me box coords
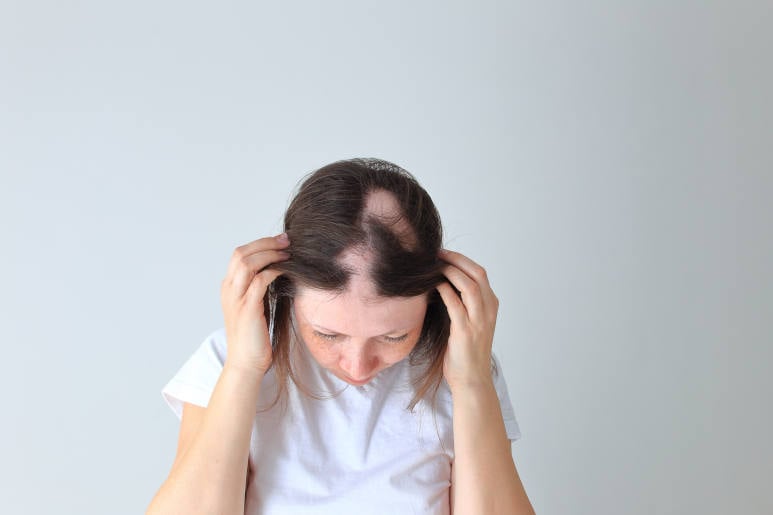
[336,248,383,303]
[328,189,420,300]
[363,189,418,250]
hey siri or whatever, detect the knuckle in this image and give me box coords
[250,276,265,292]
[237,253,252,268]
[465,263,485,282]
[250,272,270,293]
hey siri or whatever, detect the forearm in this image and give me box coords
[451,380,535,515]
[147,364,263,515]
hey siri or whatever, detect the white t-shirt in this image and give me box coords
[161,327,521,515]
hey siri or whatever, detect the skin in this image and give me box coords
[436,248,535,514]
[292,245,535,514]
[147,233,291,515]
[147,232,535,515]
[292,249,428,386]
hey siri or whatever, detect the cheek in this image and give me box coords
[301,332,340,365]
[378,341,418,365]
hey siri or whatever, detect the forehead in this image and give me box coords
[293,277,428,335]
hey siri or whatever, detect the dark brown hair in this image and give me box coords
[263,157,449,411]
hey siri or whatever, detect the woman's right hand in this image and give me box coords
[220,232,290,375]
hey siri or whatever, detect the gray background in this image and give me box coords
[1,1,771,514]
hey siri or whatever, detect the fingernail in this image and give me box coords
[277,232,289,243]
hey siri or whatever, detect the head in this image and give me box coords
[265,158,449,410]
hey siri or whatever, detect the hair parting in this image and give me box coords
[260,158,455,412]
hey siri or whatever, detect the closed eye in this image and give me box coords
[383,334,409,343]
[313,330,408,343]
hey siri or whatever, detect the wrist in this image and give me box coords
[447,375,496,398]
[223,360,268,381]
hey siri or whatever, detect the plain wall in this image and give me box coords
[1,1,771,514]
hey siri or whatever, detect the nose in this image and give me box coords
[339,342,378,381]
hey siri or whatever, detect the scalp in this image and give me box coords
[362,188,418,251]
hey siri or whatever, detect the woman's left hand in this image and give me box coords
[436,249,499,394]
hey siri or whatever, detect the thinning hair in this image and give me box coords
[264,158,450,411]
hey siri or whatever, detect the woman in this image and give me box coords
[146,158,535,514]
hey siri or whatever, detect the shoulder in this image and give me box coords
[200,327,228,363]
[490,350,522,441]
[490,350,506,380]
[209,326,228,348]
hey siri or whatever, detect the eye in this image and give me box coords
[382,334,409,343]
[313,330,339,341]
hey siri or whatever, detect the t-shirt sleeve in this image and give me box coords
[160,327,228,420]
[491,351,522,442]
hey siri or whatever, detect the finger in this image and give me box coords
[242,232,291,253]
[441,263,485,322]
[439,249,491,288]
[229,249,290,299]
[439,248,498,312]
[436,281,468,328]
[227,233,290,278]
[245,267,284,305]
